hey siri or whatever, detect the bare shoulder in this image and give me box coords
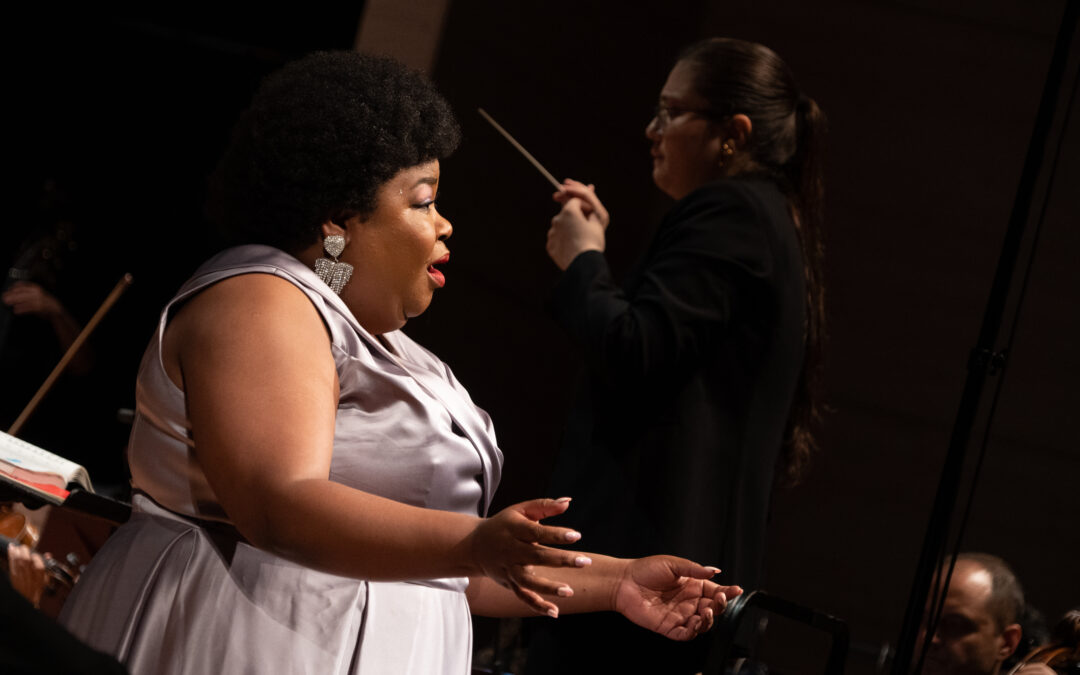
[163,273,331,390]
[163,273,342,530]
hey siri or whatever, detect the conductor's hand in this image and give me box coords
[614,556,742,641]
[467,497,590,617]
[547,179,609,270]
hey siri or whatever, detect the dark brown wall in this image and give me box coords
[414,0,1080,669]
[8,3,1076,671]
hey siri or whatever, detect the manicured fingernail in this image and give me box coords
[555,496,572,504]
[574,556,592,567]
[706,608,714,620]
[564,531,581,542]
[547,607,559,618]
[557,585,573,598]
[705,566,721,575]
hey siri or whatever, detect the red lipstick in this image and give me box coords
[428,253,449,288]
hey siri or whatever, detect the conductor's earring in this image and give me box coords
[717,140,735,168]
[314,234,353,295]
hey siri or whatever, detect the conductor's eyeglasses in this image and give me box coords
[651,103,723,130]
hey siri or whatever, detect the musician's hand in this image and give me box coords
[548,180,608,270]
[614,555,741,641]
[7,543,49,608]
[1,282,64,318]
[466,497,591,617]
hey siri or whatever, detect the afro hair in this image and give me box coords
[211,51,461,253]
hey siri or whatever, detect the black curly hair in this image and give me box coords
[210,51,461,254]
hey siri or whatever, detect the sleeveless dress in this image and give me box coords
[59,245,504,675]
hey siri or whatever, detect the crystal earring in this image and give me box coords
[313,234,353,295]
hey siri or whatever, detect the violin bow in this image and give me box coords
[8,274,133,437]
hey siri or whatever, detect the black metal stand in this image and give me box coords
[705,590,849,674]
[890,3,1079,673]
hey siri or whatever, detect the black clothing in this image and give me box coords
[0,572,128,675]
[529,178,806,674]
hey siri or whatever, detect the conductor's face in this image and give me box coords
[645,60,726,200]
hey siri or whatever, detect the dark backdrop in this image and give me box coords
[6,3,1077,672]
[422,1,1080,669]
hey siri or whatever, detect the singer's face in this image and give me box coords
[335,160,453,335]
[645,60,725,200]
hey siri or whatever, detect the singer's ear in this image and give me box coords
[320,220,348,242]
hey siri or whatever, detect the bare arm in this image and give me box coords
[467,554,740,638]
[468,554,624,617]
[165,273,582,609]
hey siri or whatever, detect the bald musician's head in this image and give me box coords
[921,553,1024,675]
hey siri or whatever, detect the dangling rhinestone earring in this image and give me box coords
[313,234,353,295]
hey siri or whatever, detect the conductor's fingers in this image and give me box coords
[556,183,607,221]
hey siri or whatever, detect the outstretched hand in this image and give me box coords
[467,498,591,617]
[614,556,742,641]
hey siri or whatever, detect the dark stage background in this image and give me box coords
[6,2,1078,672]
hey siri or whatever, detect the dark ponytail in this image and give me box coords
[679,38,827,485]
[783,93,827,486]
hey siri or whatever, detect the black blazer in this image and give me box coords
[548,177,806,590]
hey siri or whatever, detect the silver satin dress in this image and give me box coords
[59,245,504,674]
